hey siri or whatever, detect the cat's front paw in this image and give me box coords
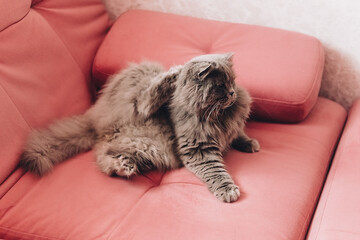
[245,139,260,153]
[232,138,260,153]
[214,183,240,203]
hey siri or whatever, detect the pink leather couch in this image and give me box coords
[1,1,359,239]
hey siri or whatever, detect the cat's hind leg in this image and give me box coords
[95,134,179,177]
[99,154,138,178]
[95,143,139,178]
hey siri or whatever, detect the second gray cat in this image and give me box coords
[20,53,259,203]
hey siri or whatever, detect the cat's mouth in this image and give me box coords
[218,95,236,109]
[200,96,236,121]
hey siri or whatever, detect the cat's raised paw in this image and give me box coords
[167,65,183,78]
[214,184,240,203]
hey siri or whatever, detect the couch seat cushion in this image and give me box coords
[307,99,360,240]
[0,98,346,240]
[93,10,324,123]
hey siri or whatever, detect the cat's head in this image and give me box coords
[173,53,237,120]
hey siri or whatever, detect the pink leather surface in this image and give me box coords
[93,10,324,123]
[0,89,30,198]
[307,99,360,240]
[0,0,31,31]
[0,98,346,240]
[0,0,108,184]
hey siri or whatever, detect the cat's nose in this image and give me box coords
[229,91,235,96]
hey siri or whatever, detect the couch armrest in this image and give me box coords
[307,98,360,240]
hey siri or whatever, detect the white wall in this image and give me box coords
[103,0,360,109]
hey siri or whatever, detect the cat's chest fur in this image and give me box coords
[171,100,245,152]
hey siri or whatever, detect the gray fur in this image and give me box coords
[19,53,259,203]
[169,53,260,202]
[20,115,96,176]
[20,62,181,177]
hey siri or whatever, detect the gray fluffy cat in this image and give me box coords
[20,53,259,203]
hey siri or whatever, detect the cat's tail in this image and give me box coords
[19,115,97,176]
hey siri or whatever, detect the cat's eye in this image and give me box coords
[207,70,224,79]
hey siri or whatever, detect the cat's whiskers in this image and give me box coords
[227,99,236,108]
[204,105,213,122]
[206,102,221,122]
[214,103,223,125]
[202,102,213,121]
[204,104,213,122]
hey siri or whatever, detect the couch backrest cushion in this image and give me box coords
[93,10,324,123]
[0,0,108,184]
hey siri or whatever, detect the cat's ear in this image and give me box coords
[224,52,234,62]
[197,62,214,80]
